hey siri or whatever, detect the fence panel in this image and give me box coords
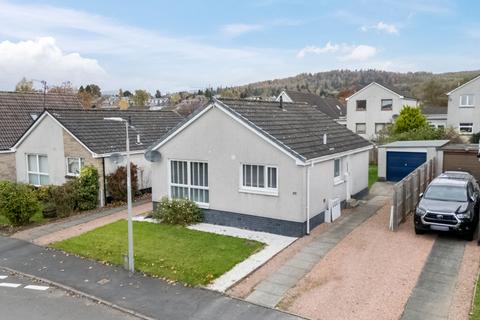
[390,158,435,231]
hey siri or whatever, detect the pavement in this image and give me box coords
[0,236,300,320]
[401,236,466,320]
[0,268,139,320]
[244,196,387,308]
[12,199,152,245]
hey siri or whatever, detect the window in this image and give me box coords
[241,164,278,195]
[381,99,393,110]
[66,157,85,176]
[170,160,209,205]
[334,159,341,178]
[356,123,366,134]
[459,122,473,134]
[356,100,367,111]
[27,154,49,186]
[375,123,386,133]
[460,94,474,107]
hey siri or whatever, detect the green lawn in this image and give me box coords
[471,275,480,319]
[52,220,264,286]
[369,164,378,188]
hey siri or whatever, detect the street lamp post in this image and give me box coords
[104,117,134,272]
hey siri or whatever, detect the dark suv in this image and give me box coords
[414,171,479,240]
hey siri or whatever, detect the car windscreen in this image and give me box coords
[424,185,468,202]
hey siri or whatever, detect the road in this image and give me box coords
[0,269,139,320]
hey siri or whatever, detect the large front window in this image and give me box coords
[459,122,473,134]
[170,160,209,205]
[241,164,278,195]
[381,99,393,110]
[66,157,85,176]
[460,94,474,107]
[27,154,49,186]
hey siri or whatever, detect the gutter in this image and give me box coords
[0,149,14,154]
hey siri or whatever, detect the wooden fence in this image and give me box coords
[389,158,436,231]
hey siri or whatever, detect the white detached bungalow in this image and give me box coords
[147,98,372,236]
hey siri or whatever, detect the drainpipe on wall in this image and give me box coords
[345,155,351,202]
[101,157,107,207]
[305,162,314,235]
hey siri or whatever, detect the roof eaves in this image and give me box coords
[446,74,480,95]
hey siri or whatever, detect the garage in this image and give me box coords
[377,140,448,182]
[387,151,426,181]
[442,144,480,181]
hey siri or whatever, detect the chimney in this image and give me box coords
[323,133,327,145]
[279,95,283,109]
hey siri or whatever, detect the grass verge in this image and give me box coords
[52,220,264,286]
[471,273,480,319]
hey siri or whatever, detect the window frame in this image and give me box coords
[381,99,393,111]
[333,158,344,185]
[356,100,367,111]
[459,94,474,108]
[375,123,386,134]
[26,153,49,186]
[459,122,474,134]
[65,156,85,177]
[239,163,279,196]
[168,159,209,208]
[356,123,367,134]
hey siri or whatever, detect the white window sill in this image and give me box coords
[66,174,80,178]
[197,203,210,209]
[334,178,345,186]
[239,187,279,197]
[459,105,474,108]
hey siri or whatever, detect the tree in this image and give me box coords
[118,97,129,110]
[421,80,448,106]
[118,88,123,97]
[77,91,93,109]
[48,81,74,94]
[394,106,428,134]
[132,90,150,107]
[84,84,101,97]
[169,93,181,105]
[123,90,132,97]
[155,90,162,98]
[15,77,34,92]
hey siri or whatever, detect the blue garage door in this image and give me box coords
[387,151,426,182]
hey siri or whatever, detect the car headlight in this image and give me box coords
[416,207,426,216]
[456,211,471,219]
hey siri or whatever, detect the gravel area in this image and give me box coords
[280,204,436,320]
[227,208,356,299]
[449,240,480,320]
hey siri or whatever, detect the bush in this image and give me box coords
[75,165,99,210]
[106,163,138,202]
[50,181,77,218]
[152,197,202,226]
[0,181,42,226]
[471,132,480,144]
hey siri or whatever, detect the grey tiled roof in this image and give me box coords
[0,91,82,150]
[48,108,183,155]
[421,105,447,115]
[284,90,346,119]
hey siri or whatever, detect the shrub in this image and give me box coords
[75,165,99,210]
[0,181,42,226]
[152,197,202,226]
[471,132,480,144]
[50,181,77,218]
[106,163,138,202]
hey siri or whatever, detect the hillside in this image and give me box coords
[217,69,480,106]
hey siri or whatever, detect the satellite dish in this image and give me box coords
[145,150,162,162]
[109,153,124,164]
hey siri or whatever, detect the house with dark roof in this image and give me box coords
[0,91,83,181]
[446,74,480,136]
[2,100,182,204]
[345,82,419,140]
[421,105,447,129]
[276,90,347,125]
[147,98,372,236]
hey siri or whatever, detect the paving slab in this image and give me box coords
[245,199,384,308]
[401,237,465,320]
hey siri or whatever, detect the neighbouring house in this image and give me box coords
[421,105,448,129]
[346,82,419,140]
[447,74,480,137]
[276,90,347,125]
[377,140,449,182]
[3,103,182,204]
[148,98,372,236]
[0,91,82,181]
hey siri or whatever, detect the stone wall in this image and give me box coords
[0,152,16,181]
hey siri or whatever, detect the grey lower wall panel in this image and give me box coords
[152,201,324,237]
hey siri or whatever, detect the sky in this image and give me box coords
[0,0,479,93]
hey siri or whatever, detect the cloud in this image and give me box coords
[361,22,399,34]
[297,42,377,61]
[221,23,263,37]
[0,37,106,87]
[340,45,378,61]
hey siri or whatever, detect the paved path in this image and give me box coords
[245,196,386,308]
[401,237,466,320]
[0,237,299,320]
[13,200,151,245]
[0,268,139,320]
